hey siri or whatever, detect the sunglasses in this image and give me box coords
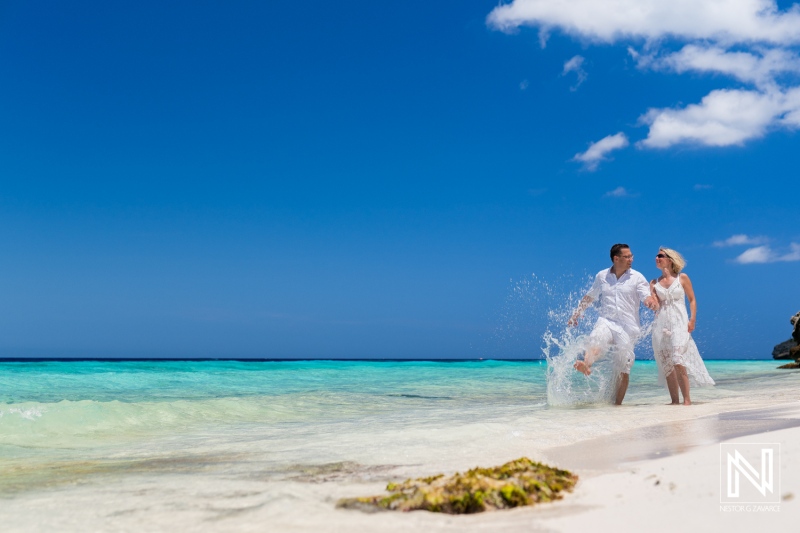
[656,253,668,259]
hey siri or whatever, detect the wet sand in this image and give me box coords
[544,402,800,470]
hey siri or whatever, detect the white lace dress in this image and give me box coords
[652,277,715,387]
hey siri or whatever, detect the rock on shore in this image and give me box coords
[793,311,800,343]
[774,311,800,367]
[773,339,797,360]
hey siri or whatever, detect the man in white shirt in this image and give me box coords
[569,244,658,405]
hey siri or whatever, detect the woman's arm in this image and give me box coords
[680,273,696,333]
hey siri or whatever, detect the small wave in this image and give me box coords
[385,394,454,400]
[1,407,45,420]
[0,394,363,449]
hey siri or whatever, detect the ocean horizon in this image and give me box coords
[0,356,777,362]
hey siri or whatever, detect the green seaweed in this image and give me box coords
[337,457,577,514]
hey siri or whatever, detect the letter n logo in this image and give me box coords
[727,449,772,497]
[720,443,780,504]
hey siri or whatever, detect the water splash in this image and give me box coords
[543,328,619,406]
[543,276,656,406]
[489,272,589,359]
[535,274,616,406]
[493,272,656,406]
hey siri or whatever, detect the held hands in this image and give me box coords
[644,296,659,311]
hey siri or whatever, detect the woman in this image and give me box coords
[650,248,715,405]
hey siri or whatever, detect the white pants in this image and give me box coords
[588,317,639,374]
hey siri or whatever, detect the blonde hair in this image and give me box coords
[660,247,686,275]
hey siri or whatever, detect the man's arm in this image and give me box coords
[638,274,659,311]
[649,278,659,309]
[568,295,594,327]
[570,272,602,327]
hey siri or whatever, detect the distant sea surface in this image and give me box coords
[1,360,797,531]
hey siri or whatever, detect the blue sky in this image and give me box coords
[0,0,797,359]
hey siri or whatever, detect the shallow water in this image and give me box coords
[1,360,797,531]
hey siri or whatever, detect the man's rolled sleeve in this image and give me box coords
[635,274,651,303]
[586,273,603,301]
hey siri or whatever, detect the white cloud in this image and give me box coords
[653,45,800,88]
[734,243,800,263]
[562,55,587,90]
[638,88,800,148]
[487,0,800,162]
[784,243,800,261]
[627,46,656,69]
[779,86,800,125]
[486,0,800,45]
[735,245,775,263]
[573,132,629,170]
[629,46,800,147]
[603,186,634,198]
[713,234,768,247]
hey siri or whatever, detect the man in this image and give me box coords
[569,243,658,405]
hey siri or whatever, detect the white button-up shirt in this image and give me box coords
[586,268,651,330]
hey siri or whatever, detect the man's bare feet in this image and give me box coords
[573,360,592,376]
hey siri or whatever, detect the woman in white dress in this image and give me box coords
[650,248,715,405]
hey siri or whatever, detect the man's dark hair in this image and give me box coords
[610,243,630,261]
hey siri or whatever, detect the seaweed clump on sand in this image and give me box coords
[336,457,577,514]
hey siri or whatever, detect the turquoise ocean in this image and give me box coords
[1,359,798,531]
